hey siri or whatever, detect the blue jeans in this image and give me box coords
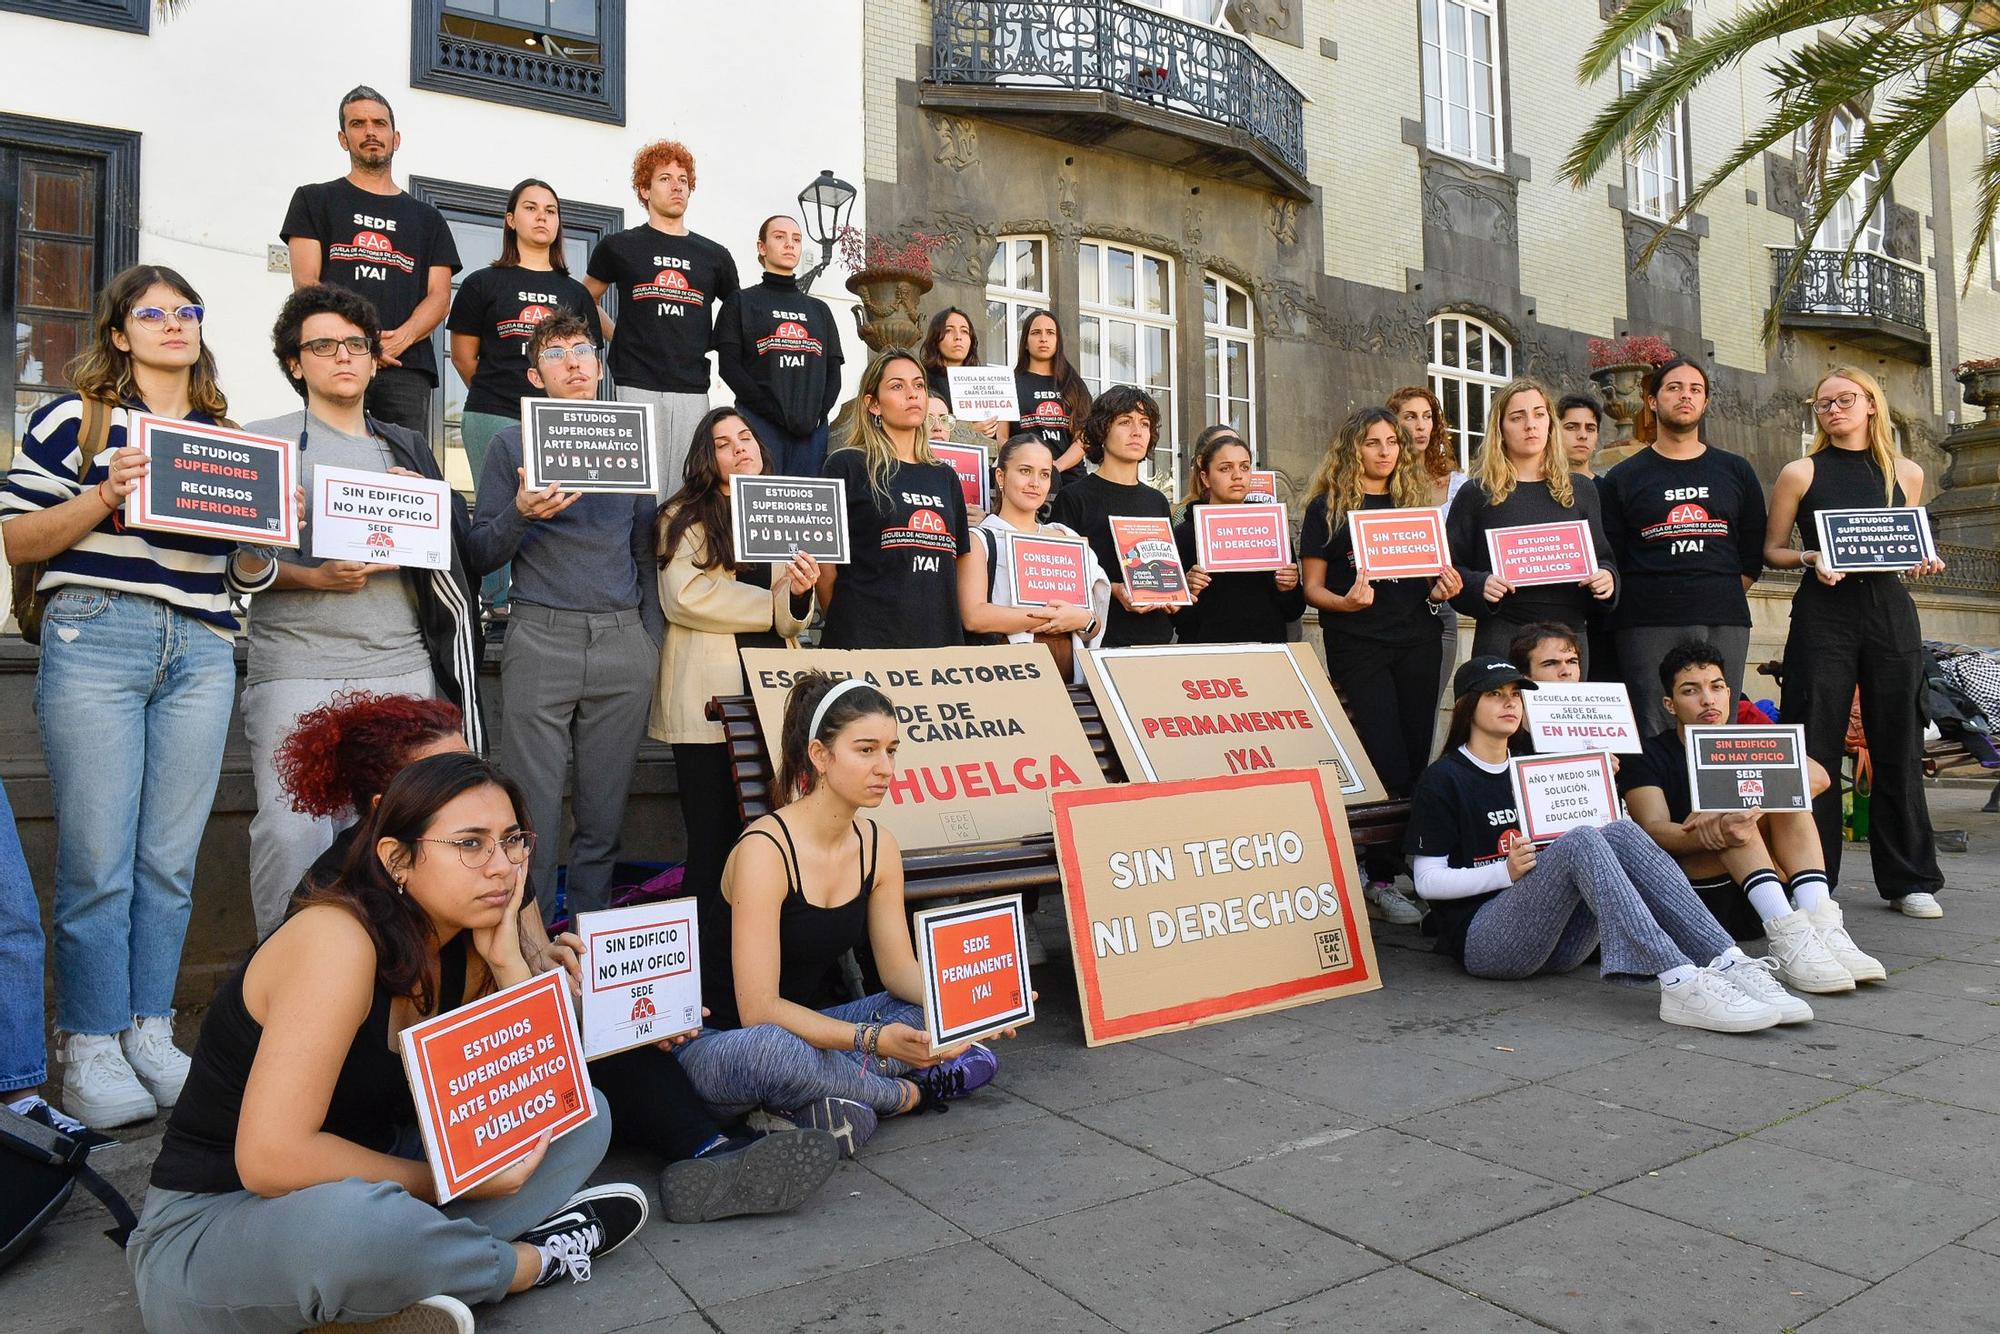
[0,775,46,1092]
[36,589,237,1034]
[737,405,830,478]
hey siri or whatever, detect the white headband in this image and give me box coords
[807,678,872,744]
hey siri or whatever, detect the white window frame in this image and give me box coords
[1420,0,1505,169]
[1427,312,1514,471]
[1079,239,1178,485]
[985,234,1049,365]
[1620,27,1687,224]
[1202,272,1255,442]
[1801,108,1885,254]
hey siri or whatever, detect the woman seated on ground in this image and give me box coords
[675,672,1019,1157]
[1405,657,1814,1034]
[128,754,645,1334]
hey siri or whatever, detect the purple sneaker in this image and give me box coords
[912,1042,998,1105]
[776,1096,879,1159]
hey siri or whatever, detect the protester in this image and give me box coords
[1765,366,1948,918]
[1556,392,1604,478]
[1048,387,1177,648]
[1389,384,1469,722]
[1508,620,1585,685]
[1406,658,1811,1030]
[818,349,970,649]
[960,433,1108,681]
[463,313,660,925]
[920,307,1004,446]
[242,283,482,941]
[716,215,845,476]
[1598,358,1766,735]
[585,140,738,493]
[1,265,278,1128]
[1175,423,1245,516]
[1172,431,1303,644]
[675,674,1013,1156]
[126,754,647,1334]
[281,86,459,439]
[1011,311,1091,476]
[1301,408,1462,923]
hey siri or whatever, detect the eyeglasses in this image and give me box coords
[415,830,538,869]
[536,344,600,366]
[131,305,204,327]
[300,336,374,359]
[1813,391,1863,416]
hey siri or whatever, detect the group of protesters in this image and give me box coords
[0,81,1956,1334]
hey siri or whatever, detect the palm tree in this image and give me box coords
[1560,1,2000,341]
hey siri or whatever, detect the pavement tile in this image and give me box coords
[1797,1245,2000,1333]
[616,1317,720,1334]
[1836,914,1997,959]
[1804,983,2000,1046]
[1282,982,1520,1037]
[1071,1074,1364,1174]
[1400,1083,1730,1190]
[481,1244,693,1334]
[1212,1127,1574,1261]
[864,1085,1050,1151]
[1879,958,2000,1002]
[997,1032,1214,1113]
[1756,1089,2000,1200]
[1222,1265,1550,1333]
[1485,987,1682,1042]
[1248,1036,1526,1123]
[1879,1044,2000,1113]
[1370,1011,1649,1081]
[1962,1217,2000,1258]
[1663,1017,1962,1084]
[1548,1044,1851,1133]
[6,1234,146,1334]
[1135,1010,1335,1074]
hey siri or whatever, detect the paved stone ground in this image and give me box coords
[16,783,2000,1333]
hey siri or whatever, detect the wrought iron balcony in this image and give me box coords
[925,0,1309,198]
[1770,247,1930,362]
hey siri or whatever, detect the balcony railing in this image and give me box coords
[929,0,1306,182]
[1771,247,1928,344]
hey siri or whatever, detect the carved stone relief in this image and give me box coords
[928,114,980,172]
[1420,153,1518,247]
[1266,197,1301,248]
[1223,0,1302,48]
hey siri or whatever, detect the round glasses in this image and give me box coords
[1812,391,1862,416]
[536,344,601,366]
[414,831,538,869]
[131,305,204,328]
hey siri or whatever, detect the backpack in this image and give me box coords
[10,397,114,645]
[0,1102,137,1269]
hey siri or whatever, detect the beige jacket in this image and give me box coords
[648,524,811,745]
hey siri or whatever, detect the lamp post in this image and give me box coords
[796,168,857,295]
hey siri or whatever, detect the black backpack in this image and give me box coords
[0,1103,137,1270]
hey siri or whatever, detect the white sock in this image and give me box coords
[1743,869,1792,924]
[1789,871,1833,914]
[1658,964,1699,987]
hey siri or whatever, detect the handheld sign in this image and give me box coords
[1107,515,1191,607]
[945,366,1021,422]
[1349,506,1449,580]
[519,397,655,494]
[912,894,1035,1051]
[310,464,451,569]
[1685,724,1812,811]
[730,475,850,564]
[1485,520,1597,588]
[125,415,298,547]
[1813,506,1937,573]
[1003,532,1092,607]
[1521,683,1643,755]
[1245,470,1279,505]
[1195,502,1291,573]
[577,899,703,1059]
[400,970,595,1203]
[1510,751,1620,843]
[932,441,990,513]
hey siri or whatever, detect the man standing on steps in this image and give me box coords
[716,215,845,478]
[585,140,739,496]
[281,86,460,441]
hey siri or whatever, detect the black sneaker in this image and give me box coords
[10,1095,118,1154]
[517,1183,648,1286]
[660,1128,840,1224]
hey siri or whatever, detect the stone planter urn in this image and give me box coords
[845,266,934,355]
[1588,362,1652,445]
[1956,363,2000,423]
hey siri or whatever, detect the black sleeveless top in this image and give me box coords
[1797,446,1906,571]
[701,813,878,1031]
[150,927,469,1195]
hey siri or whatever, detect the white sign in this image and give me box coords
[1510,751,1621,843]
[308,464,452,569]
[946,366,1022,422]
[576,899,704,1059]
[1521,683,1644,755]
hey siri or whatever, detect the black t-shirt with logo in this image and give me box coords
[1616,726,1694,823]
[1597,446,1766,629]
[446,266,600,417]
[1047,470,1175,647]
[585,226,739,394]
[1299,492,1435,646]
[1015,371,1075,460]
[820,449,970,649]
[1405,748,1522,958]
[280,179,462,384]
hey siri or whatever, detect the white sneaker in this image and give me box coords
[1805,900,1886,983]
[121,1014,192,1109]
[1894,892,1944,919]
[1659,968,1782,1033]
[1761,910,1855,994]
[1711,953,1813,1024]
[1363,880,1423,925]
[59,1032,156,1129]
[306,1295,474,1333]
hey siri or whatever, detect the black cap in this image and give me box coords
[1452,655,1537,700]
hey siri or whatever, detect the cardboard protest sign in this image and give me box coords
[932,441,990,512]
[1510,751,1620,843]
[400,970,595,1203]
[1195,502,1292,572]
[1003,532,1092,607]
[1246,470,1279,505]
[1349,506,1449,580]
[740,645,1104,851]
[944,366,1021,422]
[731,475,850,564]
[1080,643,1385,801]
[577,899,703,1059]
[1521,683,1644,754]
[125,415,298,546]
[1053,767,1378,1045]
[519,397,654,493]
[912,895,1034,1051]
[1813,506,1937,573]
[1485,520,1597,587]
[1107,515,1191,607]
[1685,724,1812,811]
[309,464,450,569]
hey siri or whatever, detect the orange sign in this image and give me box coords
[1195,502,1292,572]
[912,895,1035,1050]
[1350,506,1449,580]
[932,442,990,512]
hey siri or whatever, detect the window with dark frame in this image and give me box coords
[0,0,148,34]
[411,0,627,125]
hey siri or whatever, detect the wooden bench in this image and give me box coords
[708,684,1413,905]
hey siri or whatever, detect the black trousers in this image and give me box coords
[589,1044,722,1161]
[365,366,434,441]
[1779,577,1943,899]
[1324,625,1442,880]
[673,742,744,907]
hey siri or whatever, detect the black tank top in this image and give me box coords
[1797,446,1905,562]
[150,928,469,1195]
[701,813,878,1031]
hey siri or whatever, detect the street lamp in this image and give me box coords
[796,168,857,294]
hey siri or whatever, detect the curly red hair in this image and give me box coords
[630,139,696,201]
[275,691,465,818]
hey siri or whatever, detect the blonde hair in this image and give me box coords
[1307,407,1431,539]
[834,347,937,504]
[1475,379,1572,508]
[1808,365,1900,505]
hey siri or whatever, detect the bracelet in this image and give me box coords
[865,1022,882,1058]
[96,479,117,510]
[852,1023,866,1054]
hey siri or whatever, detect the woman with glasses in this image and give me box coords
[1764,367,1949,919]
[0,264,278,1129]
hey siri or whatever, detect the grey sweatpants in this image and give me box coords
[1617,623,1752,736]
[677,993,927,1118]
[615,386,710,500]
[1462,820,1734,980]
[126,1088,612,1334]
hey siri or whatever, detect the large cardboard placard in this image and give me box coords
[1080,643,1385,801]
[1053,767,1378,1045]
[1685,724,1812,811]
[400,970,595,1203]
[1813,506,1937,573]
[932,441,990,513]
[1003,532,1092,607]
[945,366,1021,422]
[1521,683,1644,754]
[1485,520,1597,587]
[309,464,451,569]
[1510,751,1620,843]
[731,475,850,564]
[912,895,1035,1051]
[125,415,298,546]
[1245,470,1279,505]
[1349,506,1449,580]
[577,899,703,1059]
[1194,502,1292,572]
[1107,515,1191,607]
[740,646,1103,851]
[519,397,654,494]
